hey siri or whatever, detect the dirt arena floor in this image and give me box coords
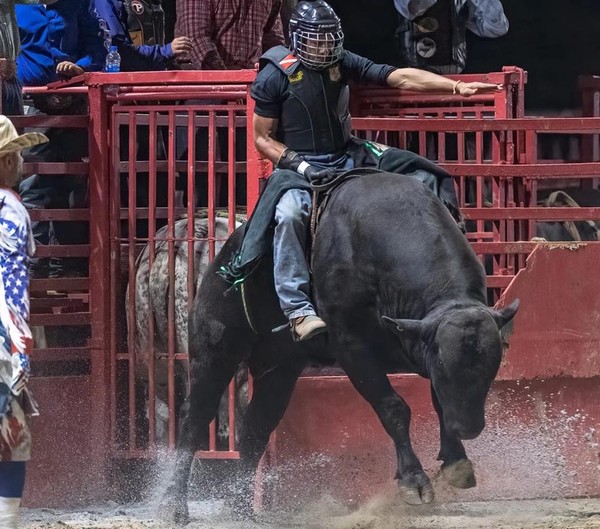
[21,497,600,529]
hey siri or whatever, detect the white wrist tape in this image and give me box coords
[297,161,310,175]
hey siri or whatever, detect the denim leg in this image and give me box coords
[273,189,316,320]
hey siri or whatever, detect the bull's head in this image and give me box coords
[382,299,519,440]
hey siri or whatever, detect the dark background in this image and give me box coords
[328,0,600,111]
[161,0,600,112]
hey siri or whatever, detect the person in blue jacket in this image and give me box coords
[90,0,192,71]
[15,0,105,86]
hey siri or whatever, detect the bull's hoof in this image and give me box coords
[441,458,476,489]
[398,472,434,505]
[156,498,189,526]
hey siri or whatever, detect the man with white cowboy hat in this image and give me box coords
[0,115,47,528]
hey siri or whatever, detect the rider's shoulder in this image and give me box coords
[259,46,301,75]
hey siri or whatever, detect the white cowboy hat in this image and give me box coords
[0,115,48,155]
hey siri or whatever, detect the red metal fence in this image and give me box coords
[7,68,600,504]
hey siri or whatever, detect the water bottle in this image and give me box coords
[105,45,121,73]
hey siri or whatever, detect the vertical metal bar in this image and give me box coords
[208,110,216,260]
[87,83,112,488]
[109,107,121,450]
[127,110,138,450]
[525,130,538,247]
[207,107,217,452]
[438,131,446,163]
[228,377,236,452]
[167,109,177,449]
[147,110,157,448]
[186,108,196,410]
[228,108,236,233]
[187,108,197,320]
[475,129,484,245]
[418,129,426,158]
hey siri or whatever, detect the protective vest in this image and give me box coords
[259,46,352,156]
[396,0,467,73]
[126,0,165,46]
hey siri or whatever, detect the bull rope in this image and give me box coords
[240,282,258,334]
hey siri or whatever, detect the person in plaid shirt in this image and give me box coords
[174,0,285,69]
[0,115,47,529]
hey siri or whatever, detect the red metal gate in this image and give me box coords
[12,67,600,507]
[85,72,262,460]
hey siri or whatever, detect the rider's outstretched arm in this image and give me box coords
[386,68,502,97]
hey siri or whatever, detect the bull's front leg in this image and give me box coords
[158,355,241,525]
[340,350,434,505]
[430,385,476,489]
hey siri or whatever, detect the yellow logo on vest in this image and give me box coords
[288,71,304,83]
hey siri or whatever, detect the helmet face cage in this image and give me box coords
[292,25,344,70]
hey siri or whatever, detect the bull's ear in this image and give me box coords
[382,316,424,339]
[492,298,520,329]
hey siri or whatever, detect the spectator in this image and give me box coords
[394,0,509,74]
[174,0,285,70]
[0,115,47,529]
[174,1,286,210]
[15,0,105,86]
[15,0,103,278]
[91,0,192,71]
[0,0,57,115]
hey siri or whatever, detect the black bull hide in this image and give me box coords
[159,171,519,523]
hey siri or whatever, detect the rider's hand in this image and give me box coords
[304,165,338,185]
[455,81,503,97]
[170,37,193,56]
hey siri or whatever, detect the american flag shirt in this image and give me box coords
[0,190,34,322]
[0,188,35,462]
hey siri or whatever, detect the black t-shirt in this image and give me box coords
[251,49,396,119]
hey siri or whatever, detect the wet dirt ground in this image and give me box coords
[22,497,600,529]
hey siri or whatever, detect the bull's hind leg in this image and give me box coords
[431,385,476,489]
[232,353,305,515]
[159,352,243,524]
[339,347,434,505]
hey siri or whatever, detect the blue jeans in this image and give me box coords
[273,188,316,320]
[0,463,26,497]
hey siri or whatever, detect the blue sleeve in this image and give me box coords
[75,1,106,71]
[112,39,173,71]
[341,51,396,86]
[134,42,174,63]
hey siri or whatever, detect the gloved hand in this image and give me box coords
[277,148,339,184]
[11,352,30,396]
[303,165,338,185]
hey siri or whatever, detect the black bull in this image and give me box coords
[160,171,519,523]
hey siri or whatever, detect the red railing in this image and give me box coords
[11,68,600,470]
